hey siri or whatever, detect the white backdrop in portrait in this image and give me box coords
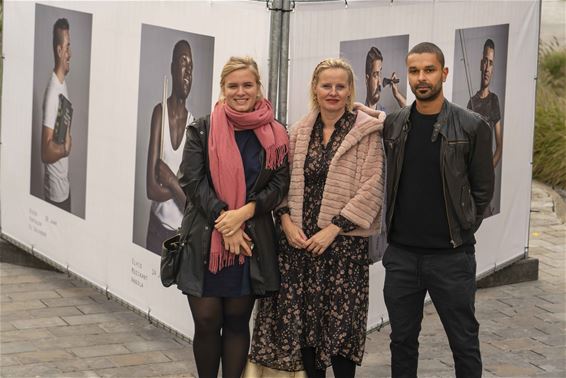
[30,4,92,219]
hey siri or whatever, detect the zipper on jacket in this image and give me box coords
[388,122,410,228]
[440,136,456,247]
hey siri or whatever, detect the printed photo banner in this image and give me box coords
[287,0,539,329]
[2,0,539,336]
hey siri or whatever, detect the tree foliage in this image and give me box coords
[533,39,566,188]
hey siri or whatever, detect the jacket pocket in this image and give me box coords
[446,140,470,177]
[458,184,476,230]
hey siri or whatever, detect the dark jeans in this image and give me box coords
[45,194,71,213]
[383,245,482,378]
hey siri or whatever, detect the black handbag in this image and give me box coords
[160,202,193,287]
[160,232,186,287]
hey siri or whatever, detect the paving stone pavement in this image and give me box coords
[1,181,564,377]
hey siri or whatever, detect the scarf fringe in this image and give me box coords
[266,144,288,170]
[209,231,246,274]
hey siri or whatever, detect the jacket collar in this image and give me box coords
[293,109,383,161]
[404,99,451,142]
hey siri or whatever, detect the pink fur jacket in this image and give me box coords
[280,109,386,237]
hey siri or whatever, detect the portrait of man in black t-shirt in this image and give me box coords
[453,25,509,217]
[467,39,503,170]
[467,39,503,216]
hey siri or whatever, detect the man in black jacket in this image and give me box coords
[381,42,494,378]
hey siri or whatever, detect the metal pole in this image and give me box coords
[268,0,283,106]
[277,0,291,125]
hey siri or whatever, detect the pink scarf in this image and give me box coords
[208,99,289,273]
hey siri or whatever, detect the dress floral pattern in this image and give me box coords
[250,111,370,371]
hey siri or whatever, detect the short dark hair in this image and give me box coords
[365,46,383,76]
[407,42,445,68]
[483,38,495,53]
[172,39,192,62]
[52,18,70,61]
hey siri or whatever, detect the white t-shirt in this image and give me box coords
[151,100,194,230]
[42,72,70,202]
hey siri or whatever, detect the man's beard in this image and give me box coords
[481,73,491,90]
[411,81,442,101]
[368,86,381,104]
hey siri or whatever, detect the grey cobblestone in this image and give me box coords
[46,324,107,337]
[71,344,131,358]
[0,299,47,312]
[0,321,16,331]
[6,290,62,301]
[14,349,75,364]
[41,296,97,308]
[44,370,101,378]
[108,351,171,367]
[10,316,67,330]
[0,329,53,342]
[0,341,38,354]
[61,313,121,326]
[54,356,115,372]
[28,305,84,318]
[124,339,186,353]
[0,362,63,377]
[0,355,21,367]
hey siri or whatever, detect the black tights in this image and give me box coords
[188,295,255,378]
[301,347,356,378]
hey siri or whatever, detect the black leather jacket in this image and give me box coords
[383,100,494,247]
[176,116,290,296]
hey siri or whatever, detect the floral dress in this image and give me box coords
[250,111,370,371]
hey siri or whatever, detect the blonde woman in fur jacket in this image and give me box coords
[250,58,385,378]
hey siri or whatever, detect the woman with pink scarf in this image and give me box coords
[176,56,289,378]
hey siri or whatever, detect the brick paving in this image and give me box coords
[1,181,564,377]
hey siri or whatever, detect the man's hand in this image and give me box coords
[222,229,253,256]
[281,213,308,249]
[389,72,407,108]
[353,102,384,119]
[64,127,72,156]
[304,223,341,256]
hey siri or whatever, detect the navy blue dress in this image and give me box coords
[202,130,262,297]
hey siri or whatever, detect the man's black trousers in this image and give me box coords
[383,244,482,378]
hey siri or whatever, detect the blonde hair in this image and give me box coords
[309,58,356,111]
[219,56,264,101]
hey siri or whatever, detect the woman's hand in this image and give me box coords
[281,214,308,249]
[215,203,256,236]
[304,224,341,256]
[222,229,253,257]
